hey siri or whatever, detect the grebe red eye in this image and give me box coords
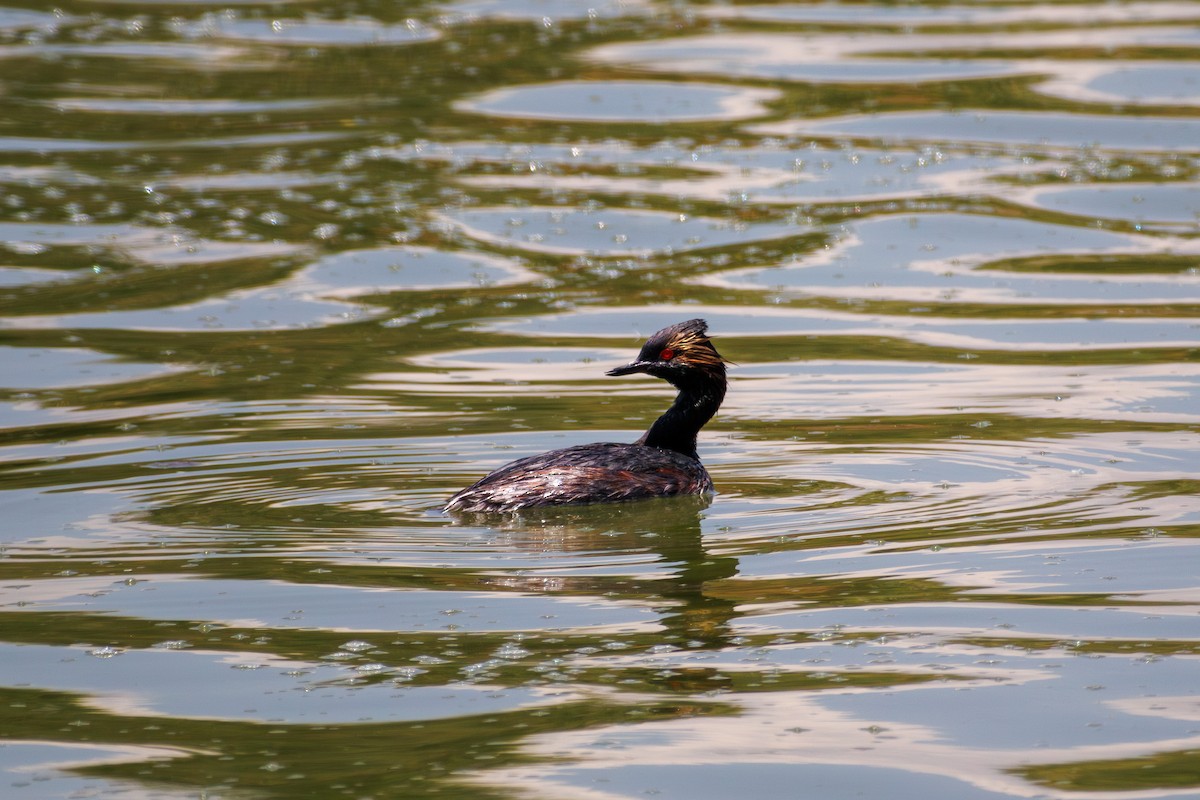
[660,348,675,360]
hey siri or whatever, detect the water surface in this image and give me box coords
[0,2,1197,799]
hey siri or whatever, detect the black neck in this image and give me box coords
[636,375,725,460]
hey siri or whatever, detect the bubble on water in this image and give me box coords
[87,646,124,658]
[463,659,504,676]
[6,241,46,255]
[355,663,388,674]
[413,654,448,665]
[494,643,531,660]
[153,640,192,650]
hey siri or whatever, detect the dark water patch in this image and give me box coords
[984,252,1200,276]
[0,131,348,152]
[1015,745,1200,793]
[46,96,364,115]
[0,40,254,63]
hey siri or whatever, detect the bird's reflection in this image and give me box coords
[448,496,739,649]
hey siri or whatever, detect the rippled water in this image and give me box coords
[1,2,1198,798]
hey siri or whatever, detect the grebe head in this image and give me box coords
[606,318,726,388]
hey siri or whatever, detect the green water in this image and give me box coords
[1,1,1198,798]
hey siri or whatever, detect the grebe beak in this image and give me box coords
[606,360,652,377]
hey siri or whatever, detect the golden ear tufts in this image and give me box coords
[668,325,727,370]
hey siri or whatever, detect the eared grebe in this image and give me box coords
[445,318,727,513]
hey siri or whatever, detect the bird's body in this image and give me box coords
[447,442,712,513]
[446,319,727,513]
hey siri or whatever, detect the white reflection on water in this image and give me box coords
[0,266,67,287]
[301,245,537,294]
[729,361,1200,423]
[482,306,1200,351]
[735,536,1200,598]
[0,7,68,30]
[5,577,661,633]
[0,345,187,389]
[0,130,348,153]
[752,111,1200,153]
[162,169,358,190]
[0,282,360,333]
[1015,184,1200,230]
[588,28,1200,86]
[0,643,582,724]
[457,80,781,123]
[397,349,1200,423]
[1037,63,1200,107]
[705,431,1200,543]
[439,206,803,256]
[46,97,359,115]
[697,213,1200,305]
[0,246,534,332]
[445,140,1025,204]
[0,740,197,800]
[470,650,1200,800]
[0,42,255,64]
